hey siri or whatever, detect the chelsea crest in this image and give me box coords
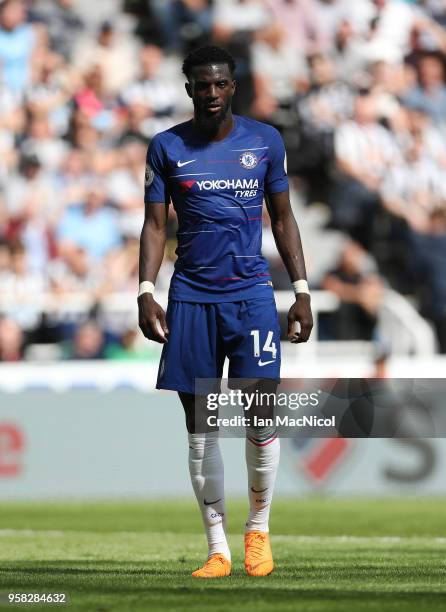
[239,151,258,170]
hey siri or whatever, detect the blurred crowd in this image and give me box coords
[1,0,446,361]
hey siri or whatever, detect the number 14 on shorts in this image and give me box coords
[250,330,277,360]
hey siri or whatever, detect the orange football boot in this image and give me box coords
[244,531,274,576]
[191,553,231,578]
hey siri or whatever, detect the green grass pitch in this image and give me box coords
[0,498,446,611]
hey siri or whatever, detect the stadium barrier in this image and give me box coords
[1,358,446,500]
[0,289,435,359]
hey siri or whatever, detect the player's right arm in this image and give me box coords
[138,201,169,343]
[138,136,171,344]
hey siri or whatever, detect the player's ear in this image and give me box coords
[185,81,192,99]
[231,79,236,94]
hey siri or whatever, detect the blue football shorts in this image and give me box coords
[156,296,281,394]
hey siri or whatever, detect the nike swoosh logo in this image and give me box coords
[247,560,273,571]
[204,498,221,506]
[258,360,275,367]
[177,159,196,167]
[251,487,268,493]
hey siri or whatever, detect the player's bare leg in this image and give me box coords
[179,393,231,578]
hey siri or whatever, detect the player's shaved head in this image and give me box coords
[182,45,236,80]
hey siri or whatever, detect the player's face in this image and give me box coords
[186,63,235,128]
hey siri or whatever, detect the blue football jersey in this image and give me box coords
[144,115,288,302]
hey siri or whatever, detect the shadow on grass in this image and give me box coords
[0,573,446,608]
[1,561,446,596]
[0,563,186,580]
[1,559,444,580]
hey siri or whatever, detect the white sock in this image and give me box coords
[188,432,231,560]
[245,429,280,533]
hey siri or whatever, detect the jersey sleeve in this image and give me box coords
[144,135,170,205]
[265,128,289,194]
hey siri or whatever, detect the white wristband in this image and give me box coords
[292,280,310,296]
[138,281,155,297]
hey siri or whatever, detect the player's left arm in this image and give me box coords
[265,189,313,343]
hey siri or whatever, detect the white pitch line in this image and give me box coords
[0,530,186,538]
[1,530,445,544]
[0,529,67,537]
[272,535,446,544]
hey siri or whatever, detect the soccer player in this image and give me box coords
[138,46,313,578]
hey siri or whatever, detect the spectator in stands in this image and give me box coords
[117,103,152,145]
[106,141,145,238]
[0,0,40,94]
[20,113,69,172]
[105,326,159,361]
[408,208,446,352]
[297,53,353,147]
[66,106,116,176]
[295,53,353,199]
[250,23,308,123]
[360,0,446,62]
[25,50,78,138]
[0,239,46,330]
[69,320,105,360]
[121,45,176,113]
[66,107,101,158]
[313,0,350,54]
[149,0,213,53]
[332,18,367,85]
[3,153,57,272]
[48,246,106,296]
[368,60,403,119]
[213,0,270,115]
[0,316,24,361]
[56,185,121,261]
[0,83,24,189]
[406,103,446,167]
[330,90,401,247]
[320,240,384,340]
[381,132,446,230]
[403,53,446,124]
[103,232,137,286]
[73,20,138,97]
[264,0,323,54]
[74,65,120,141]
[31,0,84,60]
[214,0,270,36]
[303,54,354,126]
[54,149,91,210]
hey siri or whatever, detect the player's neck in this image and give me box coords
[193,112,234,143]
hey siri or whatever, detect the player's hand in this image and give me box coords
[138,294,169,343]
[287,295,313,344]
